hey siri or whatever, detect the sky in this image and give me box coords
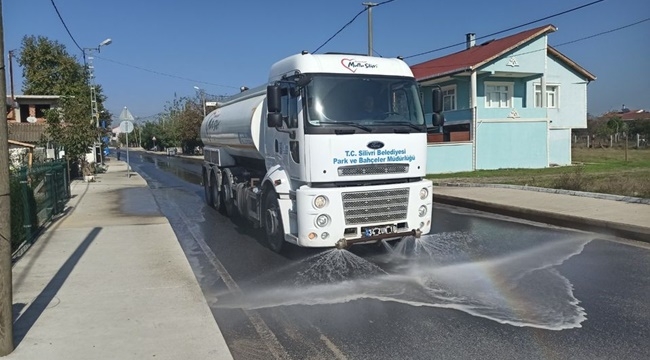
[4,0,650,121]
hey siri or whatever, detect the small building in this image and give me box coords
[6,95,60,146]
[7,94,60,123]
[412,24,596,173]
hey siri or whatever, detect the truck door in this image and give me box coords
[278,83,303,180]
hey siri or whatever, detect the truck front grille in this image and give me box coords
[338,163,409,176]
[342,188,409,225]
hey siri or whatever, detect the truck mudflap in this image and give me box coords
[335,229,422,249]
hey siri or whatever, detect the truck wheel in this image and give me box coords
[221,168,236,217]
[203,170,213,207]
[210,172,222,210]
[263,190,284,253]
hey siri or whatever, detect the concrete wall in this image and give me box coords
[426,142,473,174]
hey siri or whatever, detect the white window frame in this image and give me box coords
[441,85,457,111]
[484,81,513,108]
[534,84,559,108]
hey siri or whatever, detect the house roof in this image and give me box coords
[547,46,596,81]
[411,24,594,83]
[8,122,48,143]
[13,95,61,100]
[616,110,650,121]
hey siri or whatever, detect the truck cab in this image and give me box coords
[264,53,443,250]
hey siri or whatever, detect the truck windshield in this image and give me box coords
[303,74,425,131]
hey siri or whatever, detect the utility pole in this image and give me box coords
[0,0,16,354]
[194,86,206,118]
[7,49,14,101]
[363,2,377,56]
[84,38,111,165]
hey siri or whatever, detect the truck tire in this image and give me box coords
[263,190,284,253]
[221,168,236,217]
[210,172,222,211]
[203,170,213,207]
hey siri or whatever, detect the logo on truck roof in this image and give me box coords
[341,58,378,73]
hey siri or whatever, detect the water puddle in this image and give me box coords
[216,233,592,330]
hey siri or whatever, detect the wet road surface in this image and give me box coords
[124,151,650,360]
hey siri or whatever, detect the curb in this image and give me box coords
[432,182,650,205]
[433,193,650,243]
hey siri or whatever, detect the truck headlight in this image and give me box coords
[313,195,328,209]
[316,214,331,228]
[419,187,429,200]
[418,205,427,217]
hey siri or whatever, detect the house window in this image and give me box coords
[485,82,512,108]
[442,86,456,111]
[534,85,559,108]
[35,104,51,118]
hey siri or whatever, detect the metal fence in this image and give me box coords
[10,160,70,254]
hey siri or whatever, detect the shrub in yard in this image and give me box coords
[553,166,589,191]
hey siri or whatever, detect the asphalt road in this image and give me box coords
[124,151,650,360]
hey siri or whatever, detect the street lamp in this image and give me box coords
[84,38,112,164]
[194,86,206,118]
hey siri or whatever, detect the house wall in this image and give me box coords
[476,121,548,169]
[535,54,589,129]
[548,128,571,165]
[482,36,547,74]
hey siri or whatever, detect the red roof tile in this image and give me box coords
[411,25,557,81]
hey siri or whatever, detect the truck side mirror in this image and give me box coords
[267,85,281,113]
[431,113,444,127]
[431,87,445,127]
[267,113,282,128]
[432,87,443,114]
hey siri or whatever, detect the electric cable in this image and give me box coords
[49,0,83,52]
[403,0,605,59]
[94,55,240,90]
[410,18,649,71]
[312,0,397,53]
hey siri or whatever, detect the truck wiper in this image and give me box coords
[381,121,425,132]
[318,120,372,132]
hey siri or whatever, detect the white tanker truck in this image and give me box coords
[200,51,443,252]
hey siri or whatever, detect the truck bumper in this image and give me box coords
[291,179,433,248]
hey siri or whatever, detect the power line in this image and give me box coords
[312,8,367,53]
[553,17,649,47]
[93,55,240,90]
[411,18,649,71]
[49,0,82,52]
[312,0,397,54]
[404,0,605,59]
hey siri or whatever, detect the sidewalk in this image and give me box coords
[8,160,233,360]
[434,184,650,243]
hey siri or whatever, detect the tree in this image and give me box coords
[606,116,627,136]
[17,35,110,169]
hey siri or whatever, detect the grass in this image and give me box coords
[427,147,650,198]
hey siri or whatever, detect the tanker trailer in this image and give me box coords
[201,51,444,253]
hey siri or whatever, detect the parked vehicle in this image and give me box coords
[200,51,443,252]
